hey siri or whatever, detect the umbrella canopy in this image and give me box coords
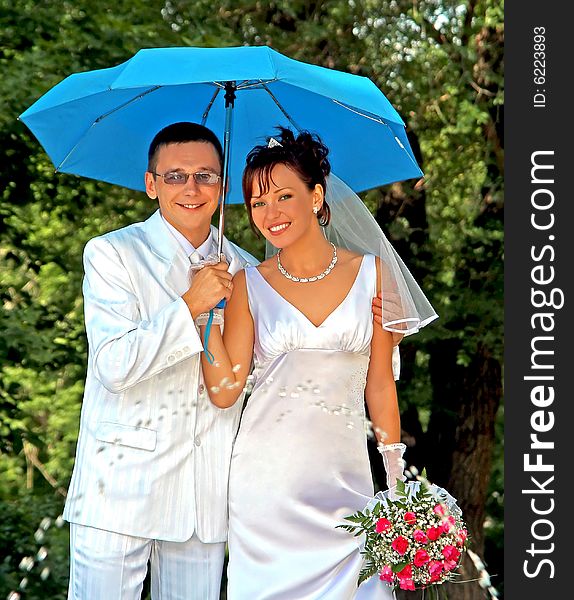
[19,46,422,206]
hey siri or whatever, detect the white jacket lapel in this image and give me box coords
[141,210,191,297]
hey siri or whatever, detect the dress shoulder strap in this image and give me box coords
[243,266,274,321]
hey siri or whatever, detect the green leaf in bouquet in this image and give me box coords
[345,513,365,524]
[391,561,409,573]
[420,467,428,480]
[358,560,379,585]
[396,479,407,496]
[419,479,432,495]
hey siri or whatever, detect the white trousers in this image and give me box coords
[68,523,225,600]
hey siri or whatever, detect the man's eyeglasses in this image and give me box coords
[151,171,221,186]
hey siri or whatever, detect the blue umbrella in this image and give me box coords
[19,45,422,252]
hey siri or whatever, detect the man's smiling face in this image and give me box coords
[145,141,221,247]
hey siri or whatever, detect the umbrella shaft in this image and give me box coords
[217,97,234,256]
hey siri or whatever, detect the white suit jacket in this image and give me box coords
[63,210,257,543]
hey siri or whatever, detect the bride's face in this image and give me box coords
[248,163,323,248]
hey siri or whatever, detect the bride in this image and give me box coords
[200,128,436,599]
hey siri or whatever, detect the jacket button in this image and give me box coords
[194,436,201,447]
[198,384,205,394]
[167,354,175,364]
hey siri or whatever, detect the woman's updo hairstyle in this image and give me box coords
[242,127,332,233]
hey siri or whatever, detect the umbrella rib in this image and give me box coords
[261,83,302,132]
[331,100,388,125]
[55,86,163,172]
[236,79,278,90]
[201,87,221,125]
[94,86,162,123]
[332,100,422,174]
[390,131,423,173]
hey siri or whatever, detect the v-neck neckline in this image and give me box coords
[252,255,368,329]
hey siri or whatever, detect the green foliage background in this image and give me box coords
[1,1,503,598]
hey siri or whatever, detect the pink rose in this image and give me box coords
[442,545,461,562]
[376,518,392,534]
[397,564,413,580]
[428,560,444,583]
[399,578,416,591]
[392,535,409,555]
[433,503,446,516]
[379,565,394,583]
[413,529,429,544]
[404,511,417,525]
[456,528,468,546]
[444,559,458,572]
[426,526,441,541]
[441,515,456,533]
[414,549,430,567]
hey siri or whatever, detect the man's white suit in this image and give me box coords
[64,209,256,543]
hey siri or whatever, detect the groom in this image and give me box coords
[63,122,257,599]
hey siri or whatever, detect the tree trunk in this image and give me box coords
[396,343,501,600]
[442,346,501,600]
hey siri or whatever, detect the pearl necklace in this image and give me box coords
[276,242,338,283]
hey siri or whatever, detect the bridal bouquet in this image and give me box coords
[338,475,468,593]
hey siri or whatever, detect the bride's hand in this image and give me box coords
[371,293,383,325]
[372,291,404,327]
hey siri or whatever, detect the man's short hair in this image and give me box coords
[147,122,224,172]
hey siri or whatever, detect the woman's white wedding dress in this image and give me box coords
[227,254,393,599]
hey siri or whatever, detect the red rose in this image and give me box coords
[376,518,392,534]
[414,549,430,567]
[379,565,394,583]
[392,535,409,555]
[426,526,441,541]
[442,545,461,562]
[404,511,417,525]
[413,529,429,544]
[397,564,413,580]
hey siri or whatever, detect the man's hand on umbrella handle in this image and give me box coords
[183,259,232,319]
[372,292,383,326]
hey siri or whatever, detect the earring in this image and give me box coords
[313,206,319,214]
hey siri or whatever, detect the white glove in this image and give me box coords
[195,308,224,327]
[378,442,407,498]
